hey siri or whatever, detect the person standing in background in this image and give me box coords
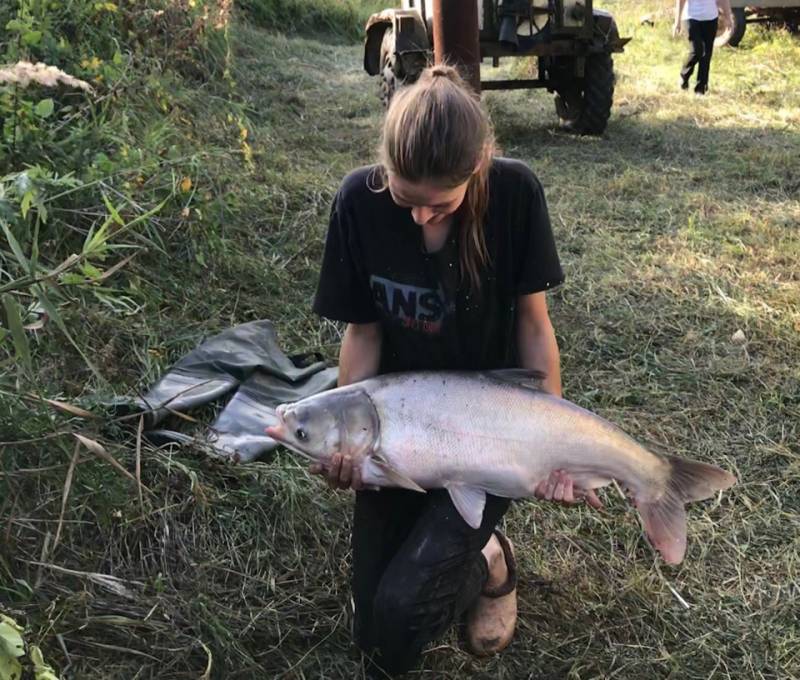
[673,0,734,94]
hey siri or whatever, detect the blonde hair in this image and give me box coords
[375,64,495,291]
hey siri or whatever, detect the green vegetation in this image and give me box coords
[1,0,798,677]
[240,0,384,40]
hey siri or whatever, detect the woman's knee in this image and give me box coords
[368,579,428,673]
[373,577,419,637]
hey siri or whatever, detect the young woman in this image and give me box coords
[311,64,599,675]
[673,0,734,94]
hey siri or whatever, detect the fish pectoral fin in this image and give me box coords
[368,456,426,493]
[446,485,487,530]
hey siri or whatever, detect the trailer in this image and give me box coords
[716,1,800,46]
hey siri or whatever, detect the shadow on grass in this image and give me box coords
[491,103,799,197]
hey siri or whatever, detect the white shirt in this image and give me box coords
[683,0,719,21]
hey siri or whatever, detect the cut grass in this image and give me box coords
[2,1,799,678]
[238,0,384,42]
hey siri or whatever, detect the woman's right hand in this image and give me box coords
[672,20,681,38]
[310,454,363,491]
[534,469,603,509]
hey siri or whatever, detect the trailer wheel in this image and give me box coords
[553,52,615,136]
[715,8,746,47]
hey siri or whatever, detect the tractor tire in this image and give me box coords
[379,27,399,108]
[716,7,746,47]
[553,53,615,136]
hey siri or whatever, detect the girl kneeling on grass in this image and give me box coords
[311,64,600,676]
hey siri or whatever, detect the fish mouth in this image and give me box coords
[265,404,291,445]
[264,422,286,443]
[265,418,316,462]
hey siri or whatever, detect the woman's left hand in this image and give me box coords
[309,454,364,491]
[534,469,603,509]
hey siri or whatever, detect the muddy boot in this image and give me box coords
[466,530,518,656]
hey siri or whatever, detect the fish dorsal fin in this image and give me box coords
[485,369,547,392]
[446,485,487,529]
[368,454,426,493]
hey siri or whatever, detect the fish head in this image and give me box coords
[265,387,380,465]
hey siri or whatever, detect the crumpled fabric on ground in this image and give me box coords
[207,365,337,461]
[123,319,338,461]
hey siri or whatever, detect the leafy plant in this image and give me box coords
[0,614,60,680]
[0,1,236,385]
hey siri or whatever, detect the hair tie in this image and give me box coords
[429,65,457,81]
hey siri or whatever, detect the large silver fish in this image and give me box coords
[265,370,736,564]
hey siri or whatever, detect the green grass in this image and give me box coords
[2,0,799,677]
[239,0,385,41]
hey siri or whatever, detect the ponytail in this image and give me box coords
[376,64,495,291]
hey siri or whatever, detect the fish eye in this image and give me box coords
[295,427,308,441]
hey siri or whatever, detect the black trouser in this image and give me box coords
[351,488,511,676]
[681,18,718,92]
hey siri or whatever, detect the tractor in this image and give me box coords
[363,1,630,135]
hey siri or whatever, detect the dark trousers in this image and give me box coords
[351,488,511,676]
[681,18,718,92]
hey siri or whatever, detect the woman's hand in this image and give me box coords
[309,454,363,491]
[672,20,681,38]
[534,469,603,509]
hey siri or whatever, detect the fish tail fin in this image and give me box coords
[638,456,736,564]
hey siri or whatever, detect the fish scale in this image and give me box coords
[371,374,643,494]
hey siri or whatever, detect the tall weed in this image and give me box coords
[0,1,236,390]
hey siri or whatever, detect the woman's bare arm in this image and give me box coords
[673,0,686,35]
[517,292,601,508]
[337,321,382,387]
[515,292,562,397]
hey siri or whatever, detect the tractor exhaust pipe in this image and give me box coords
[432,0,481,93]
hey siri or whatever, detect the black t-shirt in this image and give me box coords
[313,158,564,373]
